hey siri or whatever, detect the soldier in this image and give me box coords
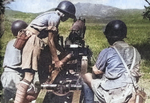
[83,20,141,103]
[14,1,76,103]
[1,20,28,103]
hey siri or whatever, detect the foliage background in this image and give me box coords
[0,9,150,102]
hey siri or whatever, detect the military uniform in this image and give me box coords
[91,41,141,103]
[22,11,61,71]
[1,39,22,102]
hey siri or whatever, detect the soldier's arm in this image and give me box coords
[48,31,63,68]
[92,65,103,75]
[54,34,64,53]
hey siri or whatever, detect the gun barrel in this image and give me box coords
[41,84,82,90]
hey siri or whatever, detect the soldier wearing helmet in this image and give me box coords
[11,20,28,36]
[55,0,76,20]
[83,20,141,103]
[14,1,76,103]
[1,20,28,103]
[104,20,127,45]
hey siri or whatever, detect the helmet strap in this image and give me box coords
[56,10,65,17]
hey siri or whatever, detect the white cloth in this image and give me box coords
[1,39,23,102]
[1,38,22,88]
[3,39,22,69]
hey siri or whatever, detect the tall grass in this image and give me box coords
[1,9,150,102]
[1,9,150,80]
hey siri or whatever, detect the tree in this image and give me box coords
[0,0,5,38]
[143,0,150,20]
[0,0,14,38]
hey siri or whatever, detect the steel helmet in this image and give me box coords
[11,20,28,36]
[56,1,76,18]
[104,20,127,39]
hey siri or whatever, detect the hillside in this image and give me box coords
[2,3,148,71]
[75,3,119,17]
[2,3,148,73]
[74,3,145,23]
[5,2,145,23]
[1,3,150,102]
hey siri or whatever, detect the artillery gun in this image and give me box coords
[36,17,92,103]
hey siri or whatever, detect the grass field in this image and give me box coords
[1,9,150,102]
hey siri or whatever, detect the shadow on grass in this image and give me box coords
[132,38,150,73]
[134,40,150,61]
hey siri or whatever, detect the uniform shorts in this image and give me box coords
[21,35,45,71]
[91,79,133,103]
[1,68,22,101]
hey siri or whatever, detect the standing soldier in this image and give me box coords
[83,20,141,103]
[14,1,76,103]
[1,20,28,102]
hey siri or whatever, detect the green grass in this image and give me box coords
[1,9,150,80]
[1,9,150,102]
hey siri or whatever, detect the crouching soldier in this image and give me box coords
[83,20,141,103]
[1,20,28,103]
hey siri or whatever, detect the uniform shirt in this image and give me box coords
[28,11,61,33]
[3,39,22,69]
[21,11,62,70]
[95,41,141,90]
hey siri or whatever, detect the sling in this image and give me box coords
[113,46,146,103]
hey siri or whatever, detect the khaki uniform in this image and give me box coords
[21,11,60,71]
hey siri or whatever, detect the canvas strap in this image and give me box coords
[113,46,137,91]
[112,46,146,103]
